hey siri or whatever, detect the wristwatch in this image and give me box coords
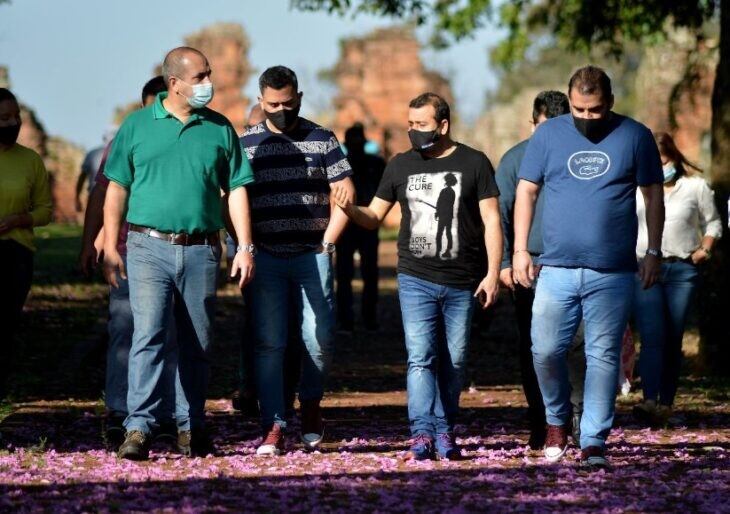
[236,243,257,256]
[645,248,662,258]
[321,241,336,254]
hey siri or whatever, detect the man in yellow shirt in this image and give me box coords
[0,87,53,399]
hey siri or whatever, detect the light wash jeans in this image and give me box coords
[398,273,476,437]
[531,266,634,449]
[633,260,698,406]
[124,231,220,434]
[248,249,335,428]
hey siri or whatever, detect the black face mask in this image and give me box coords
[0,123,21,146]
[573,115,612,143]
[409,129,440,152]
[266,104,300,132]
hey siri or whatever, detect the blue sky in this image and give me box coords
[0,0,504,149]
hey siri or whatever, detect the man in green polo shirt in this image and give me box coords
[102,46,256,461]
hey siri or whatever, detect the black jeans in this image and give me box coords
[335,225,379,327]
[0,239,34,398]
[513,284,585,428]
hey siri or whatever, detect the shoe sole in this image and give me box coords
[544,445,568,463]
[256,447,282,456]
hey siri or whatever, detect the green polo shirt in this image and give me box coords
[104,92,254,234]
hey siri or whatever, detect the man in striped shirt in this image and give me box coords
[240,66,355,456]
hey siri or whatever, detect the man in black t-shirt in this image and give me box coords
[333,93,503,461]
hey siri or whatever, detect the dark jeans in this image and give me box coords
[0,240,34,398]
[513,284,585,429]
[335,225,379,327]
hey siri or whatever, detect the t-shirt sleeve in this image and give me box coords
[226,124,255,191]
[323,133,353,183]
[635,127,663,186]
[103,120,135,188]
[518,127,547,184]
[375,160,398,203]
[477,153,500,200]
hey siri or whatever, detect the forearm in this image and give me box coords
[228,187,253,245]
[75,173,86,199]
[484,218,504,277]
[513,184,538,254]
[103,183,128,252]
[700,235,716,250]
[644,187,665,250]
[81,184,107,249]
[323,206,349,244]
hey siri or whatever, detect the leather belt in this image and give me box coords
[129,224,220,246]
[662,256,693,264]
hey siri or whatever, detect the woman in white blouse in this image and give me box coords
[633,132,722,426]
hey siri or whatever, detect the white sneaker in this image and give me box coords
[544,424,568,463]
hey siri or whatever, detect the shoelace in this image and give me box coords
[412,434,433,448]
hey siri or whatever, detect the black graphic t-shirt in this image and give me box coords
[376,143,500,289]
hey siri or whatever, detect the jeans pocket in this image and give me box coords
[207,241,222,261]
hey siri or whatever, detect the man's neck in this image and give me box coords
[422,137,457,159]
[163,94,193,122]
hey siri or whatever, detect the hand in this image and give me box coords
[512,251,535,288]
[78,243,99,278]
[102,248,126,288]
[690,248,710,265]
[331,183,355,214]
[0,215,20,235]
[230,250,255,289]
[474,273,499,309]
[638,254,661,289]
[499,267,515,291]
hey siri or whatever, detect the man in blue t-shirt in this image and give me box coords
[513,66,665,469]
[240,66,355,456]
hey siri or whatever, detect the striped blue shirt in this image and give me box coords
[241,118,352,256]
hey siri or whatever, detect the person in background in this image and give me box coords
[497,90,585,450]
[77,76,178,447]
[75,135,109,213]
[333,92,502,461]
[336,122,385,333]
[632,131,722,426]
[0,87,53,400]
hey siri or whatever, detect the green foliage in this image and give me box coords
[292,0,719,67]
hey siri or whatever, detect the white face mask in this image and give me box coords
[663,163,677,184]
[177,79,214,109]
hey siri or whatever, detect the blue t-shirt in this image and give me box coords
[518,113,663,271]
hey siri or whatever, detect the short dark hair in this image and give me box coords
[0,88,18,105]
[533,90,570,122]
[409,92,450,125]
[259,66,298,93]
[141,76,166,103]
[568,65,612,100]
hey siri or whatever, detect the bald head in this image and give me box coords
[247,103,266,127]
[162,47,208,87]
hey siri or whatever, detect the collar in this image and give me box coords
[153,92,202,122]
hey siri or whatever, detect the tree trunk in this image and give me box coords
[700,0,730,373]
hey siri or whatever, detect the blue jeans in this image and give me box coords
[249,250,335,428]
[397,273,476,437]
[531,266,634,449]
[633,261,698,406]
[124,231,221,434]
[106,256,177,420]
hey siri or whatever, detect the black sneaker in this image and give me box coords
[104,414,126,449]
[153,420,178,445]
[117,430,150,461]
[528,425,546,450]
[177,429,215,457]
[580,445,610,470]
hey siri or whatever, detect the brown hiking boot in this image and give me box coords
[117,430,150,461]
[177,429,215,458]
[544,424,568,463]
[256,423,285,456]
[300,399,324,450]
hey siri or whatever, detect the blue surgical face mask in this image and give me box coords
[178,79,214,109]
[663,163,677,183]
